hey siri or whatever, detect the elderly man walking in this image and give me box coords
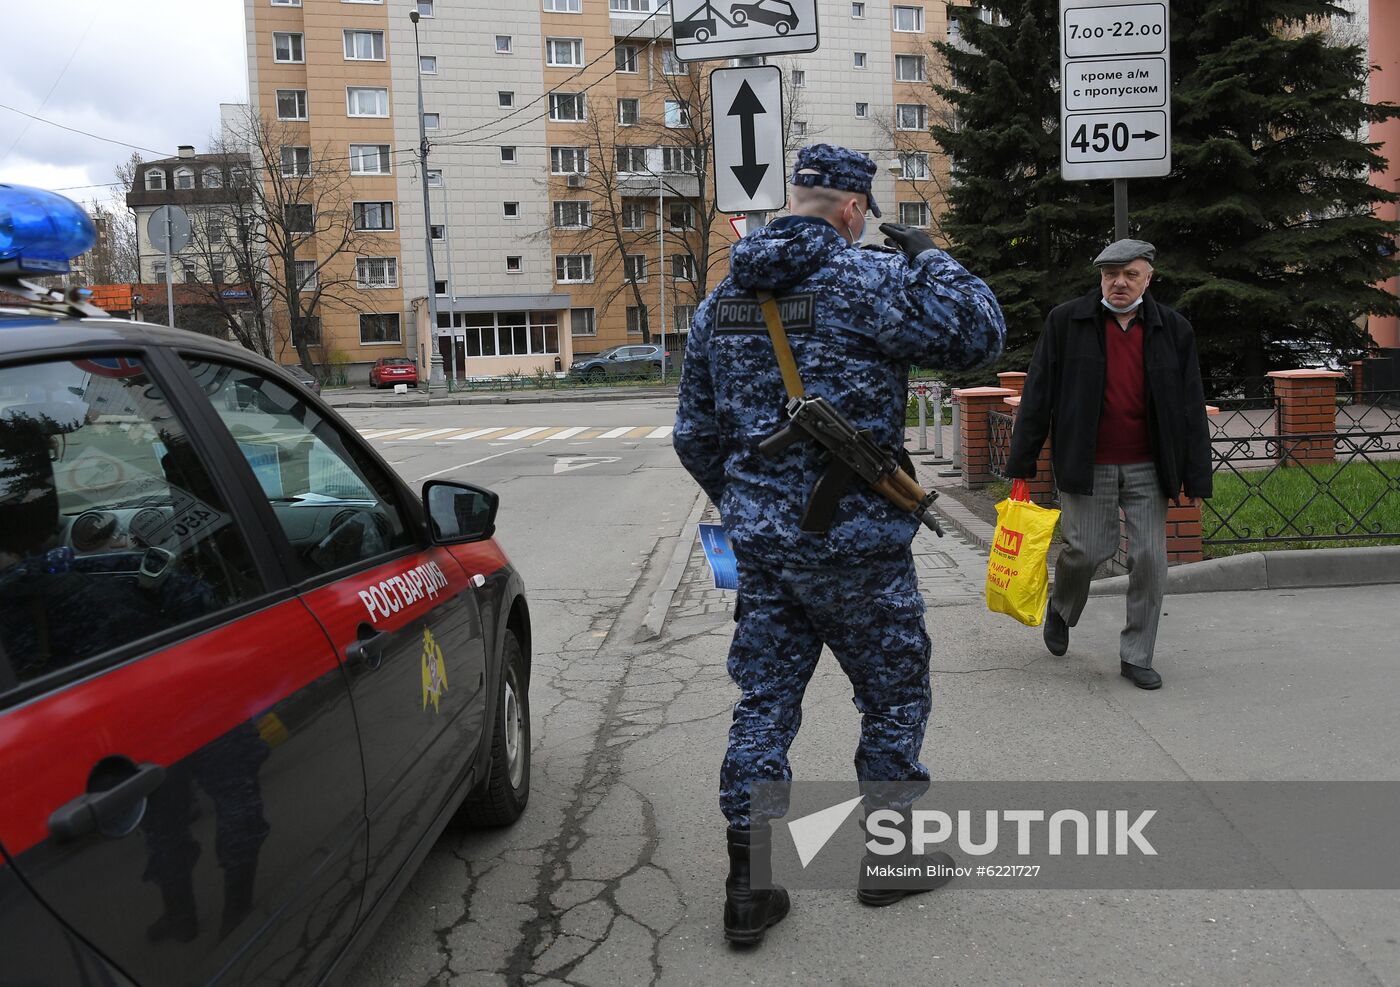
[1006,239,1211,690]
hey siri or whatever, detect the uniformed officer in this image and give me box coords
[674,143,1006,945]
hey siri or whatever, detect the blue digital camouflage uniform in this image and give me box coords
[674,145,1006,828]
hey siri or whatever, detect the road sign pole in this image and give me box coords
[1114,178,1129,240]
[163,211,175,328]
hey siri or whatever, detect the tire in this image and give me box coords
[696,27,711,42]
[586,367,606,383]
[776,21,790,35]
[460,630,530,827]
[732,8,748,25]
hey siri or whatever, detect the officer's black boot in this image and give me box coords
[219,863,257,939]
[857,814,957,907]
[723,824,790,946]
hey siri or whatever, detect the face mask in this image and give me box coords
[1101,295,1144,315]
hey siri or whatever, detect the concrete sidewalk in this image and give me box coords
[639,473,1398,984]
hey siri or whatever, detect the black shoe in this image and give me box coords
[857,849,957,907]
[723,825,790,946]
[1043,603,1069,657]
[1120,662,1162,690]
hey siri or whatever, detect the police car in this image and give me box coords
[0,185,532,986]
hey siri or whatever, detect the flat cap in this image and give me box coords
[1093,238,1156,266]
[790,143,881,218]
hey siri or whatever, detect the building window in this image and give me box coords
[662,146,695,173]
[550,146,587,174]
[674,304,696,333]
[181,260,198,284]
[503,201,520,218]
[152,260,167,283]
[173,166,195,190]
[852,1,865,16]
[203,168,223,189]
[670,254,696,281]
[285,204,314,233]
[661,47,683,75]
[430,224,445,241]
[280,146,311,177]
[426,169,443,187]
[506,256,523,273]
[498,91,515,108]
[349,143,391,175]
[355,257,399,288]
[855,102,869,118]
[271,0,301,5]
[230,166,249,187]
[893,5,925,32]
[615,146,648,173]
[895,54,926,82]
[571,308,596,336]
[453,311,561,357]
[353,201,395,230]
[617,98,640,126]
[896,103,928,130]
[294,259,318,291]
[360,313,402,344]
[343,29,385,60]
[419,55,437,73]
[415,0,433,16]
[616,44,639,72]
[423,112,440,130]
[621,199,647,230]
[853,51,867,69]
[553,201,591,228]
[145,169,165,191]
[273,32,304,63]
[611,0,650,10]
[793,121,807,136]
[549,93,585,122]
[546,37,583,66]
[626,305,648,335]
[276,89,308,120]
[500,146,517,163]
[898,201,930,227]
[434,280,448,296]
[555,254,593,283]
[792,69,806,87]
[347,87,389,117]
[624,254,647,282]
[668,201,694,230]
[900,152,929,179]
[545,0,582,10]
[495,35,512,53]
[663,100,689,128]
[210,258,227,285]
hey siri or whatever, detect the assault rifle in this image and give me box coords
[758,394,944,537]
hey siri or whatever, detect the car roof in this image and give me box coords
[0,310,284,369]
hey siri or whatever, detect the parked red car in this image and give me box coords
[370,357,419,389]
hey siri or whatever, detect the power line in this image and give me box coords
[0,10,98,166]
[0,101,174,160]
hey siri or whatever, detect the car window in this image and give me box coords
[186,360,416,580]
[0,357,265,698]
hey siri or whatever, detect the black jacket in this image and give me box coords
[1006,288,1212,499]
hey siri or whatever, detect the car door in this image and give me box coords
[0,351,367,987]
[184,358,489,913]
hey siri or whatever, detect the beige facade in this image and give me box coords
[244,0,956,380]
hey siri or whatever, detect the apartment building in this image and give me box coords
[243,0,954,381]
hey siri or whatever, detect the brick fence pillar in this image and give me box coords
[1004,395,1056,506]
[997,371,1027,398]
[953,386,1015,489]
[1350,360,1365,404]
[1267,369,1344,466]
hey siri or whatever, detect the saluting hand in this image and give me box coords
[879,223,938,261]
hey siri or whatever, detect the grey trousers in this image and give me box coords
[1052,462,1169,668]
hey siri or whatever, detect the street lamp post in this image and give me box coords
[658,171,667,381]
[439,179,457,385]
[410,9,441,391]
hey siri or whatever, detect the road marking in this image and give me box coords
[498,426,550,441]
[415,447,524,482]
[646,426,674,439]
[360,427,419,439]
[598,426,634,439]
[553,456,622,475]
[444,427,507,441]
[539,426,589,441]
[391,427,460,441]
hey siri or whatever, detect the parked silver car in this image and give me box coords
[569,344,670,381]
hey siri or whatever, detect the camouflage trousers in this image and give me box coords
[721,552,932,828]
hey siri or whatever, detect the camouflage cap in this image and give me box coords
[790,143,882,218]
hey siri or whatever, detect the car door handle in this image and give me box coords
[346,626,392,670]
[49,762,166,843]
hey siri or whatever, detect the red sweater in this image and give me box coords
[1095,314,1153,464]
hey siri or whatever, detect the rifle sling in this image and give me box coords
[756,291,805,401]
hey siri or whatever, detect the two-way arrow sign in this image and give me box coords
[711,66,786,213]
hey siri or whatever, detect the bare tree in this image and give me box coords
[107,154,142,284]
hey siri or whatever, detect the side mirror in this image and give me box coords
[422,480,499,544]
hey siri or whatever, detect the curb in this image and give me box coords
[1088,544,1400,596]
[635,490,709,643]
[324,387,677,410]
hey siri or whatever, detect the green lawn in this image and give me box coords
[1203,459,1400,557]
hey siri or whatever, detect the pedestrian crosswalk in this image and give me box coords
[357,424,675,444]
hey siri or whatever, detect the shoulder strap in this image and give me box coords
[755,290,805,400]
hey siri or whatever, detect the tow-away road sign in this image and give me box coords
[672,0,819,63]
[711,66,786,214]
[1060,0,1171,181]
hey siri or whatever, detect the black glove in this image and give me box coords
[879,222,937,260]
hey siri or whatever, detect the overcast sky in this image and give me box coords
[0,0,246,204]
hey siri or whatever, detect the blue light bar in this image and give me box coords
[0,183,97,276]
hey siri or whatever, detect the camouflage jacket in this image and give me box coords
[674,216,1005,567]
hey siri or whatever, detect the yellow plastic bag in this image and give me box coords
[986,486,1060,627]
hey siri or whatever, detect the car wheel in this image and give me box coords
[460,630,530,827]
[696,26,711,41]
[732,9,748,25]
[776,20,790,34]
[586,367,606,383]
